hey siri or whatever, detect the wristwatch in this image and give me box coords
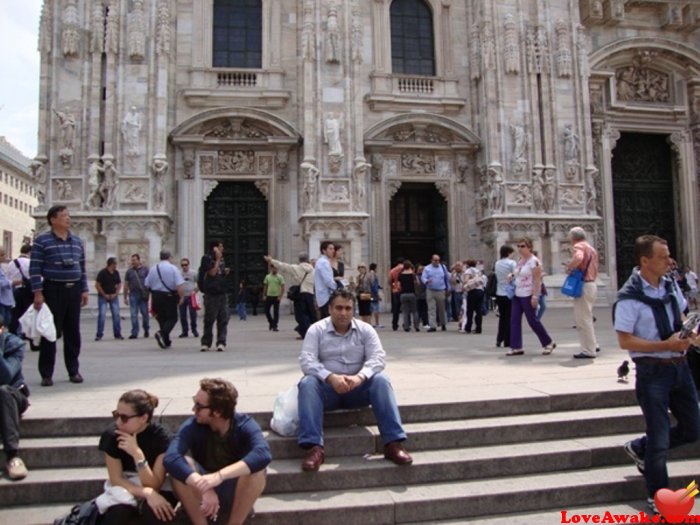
[135,458,148,470]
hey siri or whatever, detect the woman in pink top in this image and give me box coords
[506,237,556,356]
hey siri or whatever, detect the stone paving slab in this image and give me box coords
[18,306,638,420]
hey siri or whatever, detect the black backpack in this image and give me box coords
[53,500,98,525]
[197,255,211,292]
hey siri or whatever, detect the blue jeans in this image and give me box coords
[236,302,247,320]
[536,295,547,320]
[179,300,198,335]
[97,296,122,338]
[629,359,700,498]
[128,292,149,337]
[297,372,407,448]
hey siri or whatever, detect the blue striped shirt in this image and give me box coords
[30,230,88,293]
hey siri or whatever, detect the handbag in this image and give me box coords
[53,499,99,525]
[561,253,592,298]
[287,271,309,301]
[359,292,372,301]
[505,282,516,299]
[190,292,201,311]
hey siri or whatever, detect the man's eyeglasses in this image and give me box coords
[192,397,210,411]
[181,264,189,267]
[112,410,140,423]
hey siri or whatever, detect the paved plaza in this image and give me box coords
[20,304,635,421]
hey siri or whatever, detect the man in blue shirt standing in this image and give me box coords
[145,250,184,349]
[29,205,88,386]
[420,254,451,332]
[313,241,338,319]
[615,235,699,515]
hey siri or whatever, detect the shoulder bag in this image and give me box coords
[561,253,592,298]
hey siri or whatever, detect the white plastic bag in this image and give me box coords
[270,385,299,437]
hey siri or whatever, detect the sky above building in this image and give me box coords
[0,0,41,159]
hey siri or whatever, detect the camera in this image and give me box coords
[62,259,75,268]
[679,313,700,339]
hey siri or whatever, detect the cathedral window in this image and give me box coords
[390,0,435,76]
[212,0,262,68]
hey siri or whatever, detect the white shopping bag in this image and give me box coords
[270,385,299,437]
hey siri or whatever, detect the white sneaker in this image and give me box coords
[216,344,225,352]
[7,457,28,480]
[200,345,210,352]
[646,497,658,515]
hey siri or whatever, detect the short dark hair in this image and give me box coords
[499,245,514,258]
[634,235,667,266]
[131,253,141,260]
[20,244,31,255]
[465,259,476,268]
[181,258,190,265]
[46,205,67,225]
[209,240,222,253]
[200,378,238,417]
[159,250,171,260]
[106,257,117,266]
[402,260,413,270]
[320,240,334,253]
[119,389,159,422]
[369,262,377,271]
[329,288,356,306]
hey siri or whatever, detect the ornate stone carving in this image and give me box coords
[90,2,105,54]
[590,85,604,114]
[325,3,341,64]
[387,180,402,200]
[563,124,580,181]
[324,113,343,157]
[300,161,320,212]
[105,0,120,55]
[38,0,53,54]
[370,154,383,182]
[585,166,600,215]
[576,25,590,78]
[615,52,670,104]
[503,14,520,75]
[323,181,350,202]
[217,150,256,174]
[456,154,469,183]
[62,0,80,57]
[554,20,572,78]
[559,186,584,207]
[668,131,691,173]
[510,122,527,177]
[435,181,450,201]
[302,0,315,61]
[508,184,532,205]
[257,156,272,176]
[128,0,146,61]
[200,155,214,176]
[591,122,603,169]
[55,179,74,200]
[611,0,625,20]
[425,126,455,143]
[531,166,544,212]
[470,22,481,80]
[203,180,219,201]
[86,155,104,209]
[201,117,271,139]
[30,158,48,206]
[156,0,171,56]
[482,20,496,71]
[121,106,142,160]
[606,128,621,151]
[123,181,146,201]
[352,159,370,211]
[53,109,76,166]
[437,159,451,179]
[385,158,398,179]
[275,151,289,182]
[488,163,504,212]
[351,5,362,64]
[477,168,490,217]
[101,156,119,210]
[254,180,269,200]
[183,149,195,179]
[542,167,557,213]
[401,153,435,175]
[526,25,550,75]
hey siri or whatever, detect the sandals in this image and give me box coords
[506,349,524,356]
[542,343,557,355]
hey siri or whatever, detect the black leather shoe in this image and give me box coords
[69,373,84,383]
[573,352,596,359]
[178,333,188,338]
[41,377,53,387]
[128,335,138,339]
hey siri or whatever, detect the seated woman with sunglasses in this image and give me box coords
[97,389,177,524]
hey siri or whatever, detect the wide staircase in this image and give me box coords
[1,389,698,524]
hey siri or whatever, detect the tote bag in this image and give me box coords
[560,269,584,298]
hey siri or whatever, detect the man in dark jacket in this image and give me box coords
[164,378,270,525]
[0,317,30,480]
[199,241,230,352]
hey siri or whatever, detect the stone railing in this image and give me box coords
[396,76,435,94]
[184,68,289,107]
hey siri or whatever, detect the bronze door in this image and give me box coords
[204,181,268,305]
[390,182,449,267]
[611,132,676,285]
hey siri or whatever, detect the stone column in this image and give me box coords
[600,127,620,288]
[669,132,699,271]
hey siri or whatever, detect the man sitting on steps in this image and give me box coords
[297,289,413,471]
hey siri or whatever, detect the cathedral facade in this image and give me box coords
[35,0,700,295]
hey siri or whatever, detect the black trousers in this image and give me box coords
[465,289,484,332]
[294,293,317,337]
[264,296,281,329]
[0,385,29,459]
[495,295,513,347]
[391,292,401,329]
[39,280,82,379]
[9,286,32,335]
[151,291,179,346]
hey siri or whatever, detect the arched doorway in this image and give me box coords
[204,181,268,305]
[612,132,677,284]
[390,182,448,266]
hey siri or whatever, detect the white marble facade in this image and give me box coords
[35,0,700,292]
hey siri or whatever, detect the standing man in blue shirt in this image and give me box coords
[420,254,451,332]
[29,205,89,386]
[297,289,412,471]
[615,235,699,515]
[145,251,184,349]
[313,241,338,319]
[123,253,150,339]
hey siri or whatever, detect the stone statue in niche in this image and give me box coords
[482,20,495,70]
[370,153,383,182]
[30,159,48,206]
[531,169,544,212]
[276,151,289,181]
[563,125,579,162]
[352,159,371,211]
[477,169,490,216]
[183,150,195,179]
[616,53,670,103]
[151,156,168,211]
[53,109,76,166]
[324,113,343,157]
[101,158,119,210]
[510,123,527,178]
[56,179,74,200]
[488,164,504,212]
[121,106,142,158]
[300,162,320,212]
[585,167,599,214]
[86,156,104,209]
[325,4,341,64]
[456,155,469,183]
[542,168,556,213]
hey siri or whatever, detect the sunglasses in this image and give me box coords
[517,244,528,248]
[112,410,140,423]
[181,264,189,267]
[192,396,210,411]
